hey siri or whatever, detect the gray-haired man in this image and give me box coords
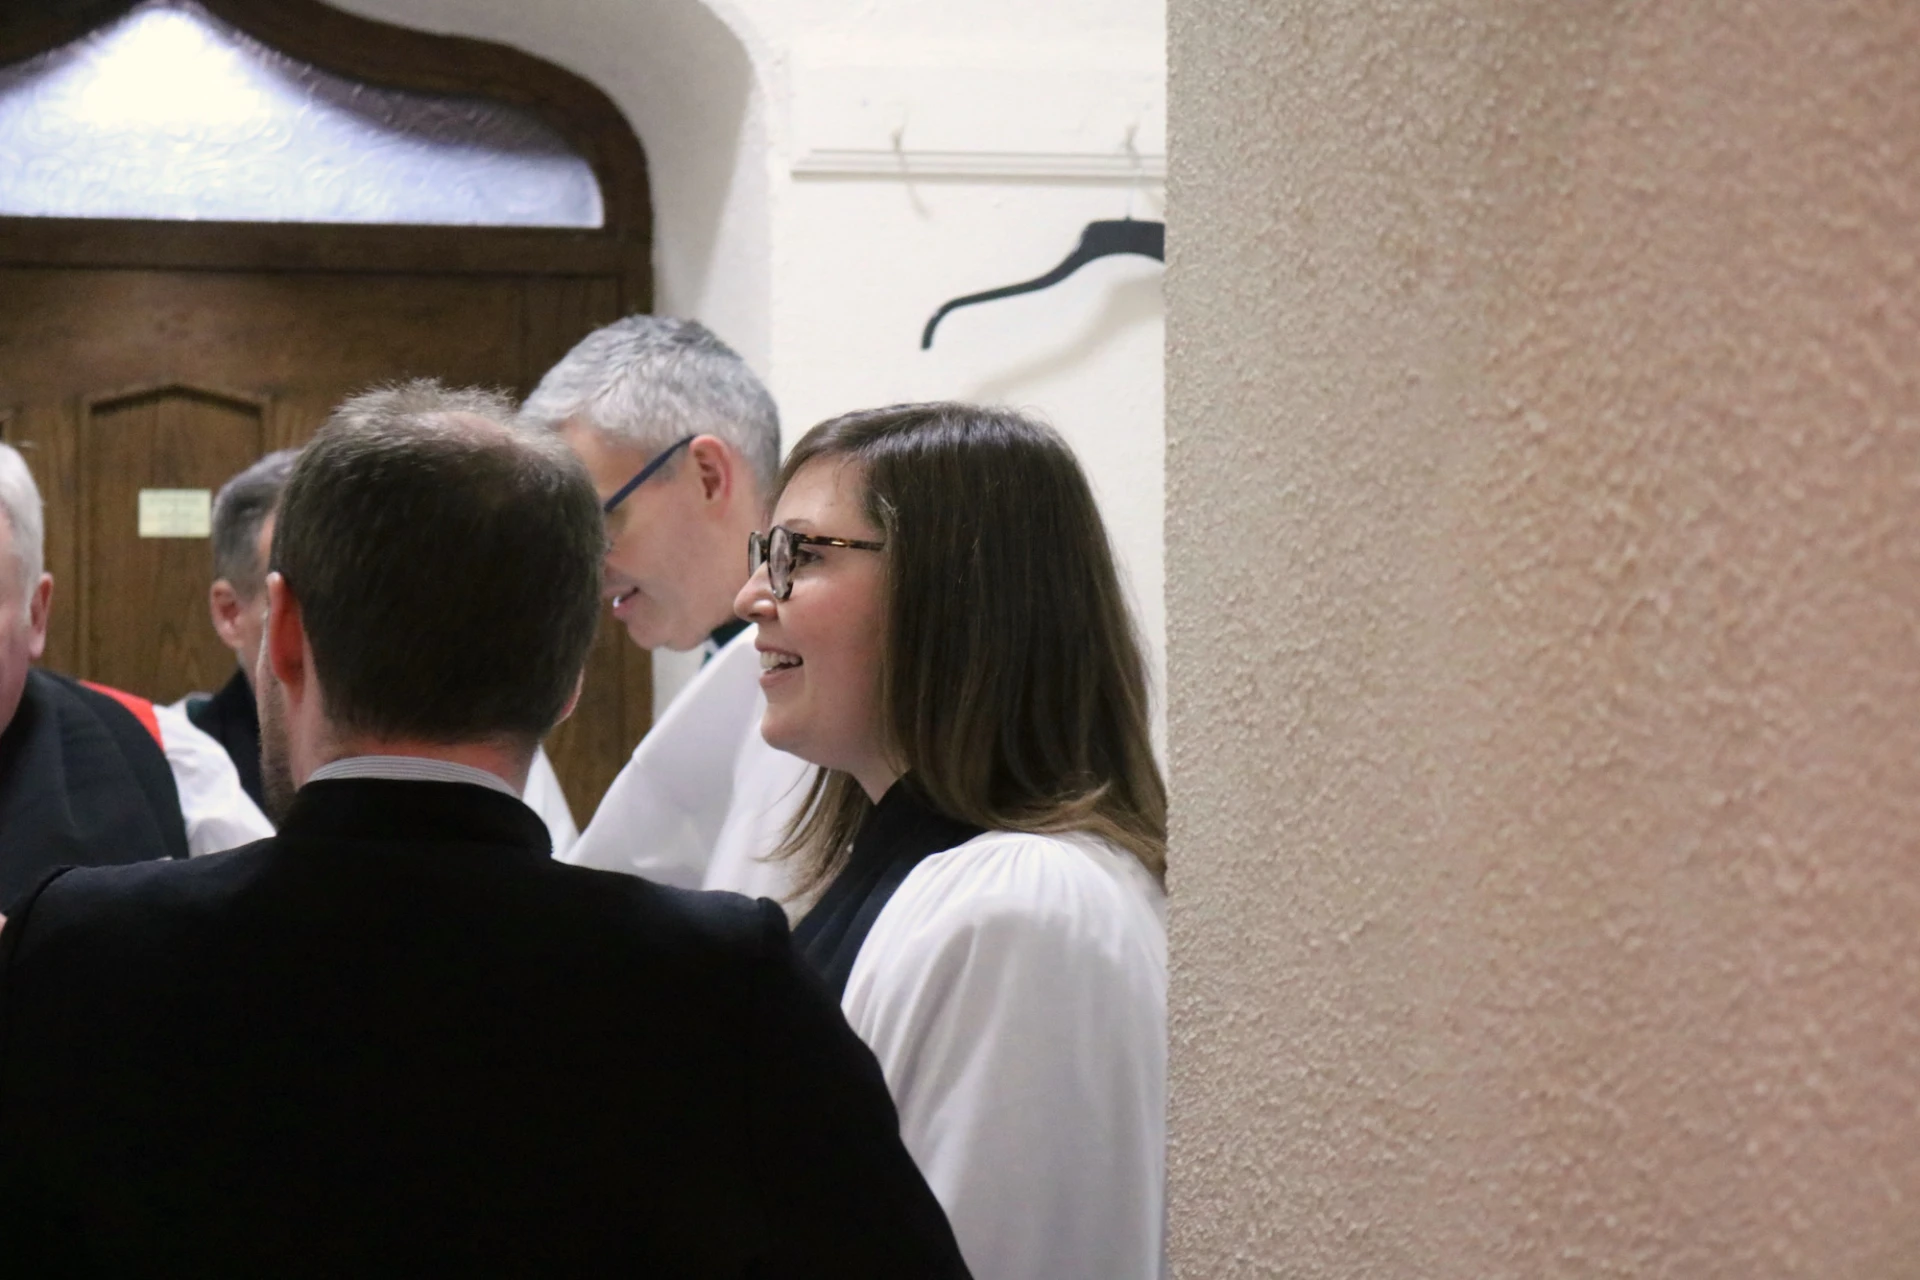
[522,316,805,900]
[0,444,269,909]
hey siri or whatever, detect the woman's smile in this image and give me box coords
[758,645,803,683]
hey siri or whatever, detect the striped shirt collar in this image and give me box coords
[306,754,520,799]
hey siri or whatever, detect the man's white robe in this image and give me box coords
[561,628,807,904]
[152,701,272,857]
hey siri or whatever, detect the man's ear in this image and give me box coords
[262,572,306,699]
[555,669,586,725]
[24,573,51,662]
[209,579,246,650]
[686,435,735,508]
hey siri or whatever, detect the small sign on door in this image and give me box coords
[138,489,212,538]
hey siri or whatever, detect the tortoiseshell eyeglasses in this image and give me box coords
[747,526,886,601]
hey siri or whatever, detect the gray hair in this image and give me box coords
[520,315,780,496]
[212,448,300,599]
[0,443,45,607]
[329,381,521,440]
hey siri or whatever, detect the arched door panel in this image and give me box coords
[82,383,267,701]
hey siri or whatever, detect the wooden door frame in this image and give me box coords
[0,0,651,295]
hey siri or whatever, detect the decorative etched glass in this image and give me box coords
[0,0,603,227]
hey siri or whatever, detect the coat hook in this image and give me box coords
[921,219,1165,349]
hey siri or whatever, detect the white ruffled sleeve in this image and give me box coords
[152,701,273,857]
[842,832,1167,1280]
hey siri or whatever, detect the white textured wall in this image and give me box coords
[1169,1,1920,1275]
[336,0,1167,722]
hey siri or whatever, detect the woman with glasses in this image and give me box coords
[734,403,1167,1280]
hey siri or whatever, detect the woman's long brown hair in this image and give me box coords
[772,403,1167,898]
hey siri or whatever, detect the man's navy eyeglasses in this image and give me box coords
[603,435,696,514]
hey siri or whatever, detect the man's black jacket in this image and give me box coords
[0,776,970,1279]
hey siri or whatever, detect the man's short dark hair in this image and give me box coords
[211,449,299,599]
[272,381,605,747]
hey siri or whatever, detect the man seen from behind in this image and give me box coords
[181,448,580,850]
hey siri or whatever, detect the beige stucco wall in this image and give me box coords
[1167,2,1920,1275]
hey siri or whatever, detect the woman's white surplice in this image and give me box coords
[840,829,1167,1280]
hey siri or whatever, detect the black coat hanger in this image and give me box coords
[920,218,1165,349]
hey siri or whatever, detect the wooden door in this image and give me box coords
[0,0,655,821]
[82,382,269,701]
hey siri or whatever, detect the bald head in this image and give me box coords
[0,443,53,737]
[0,443,44,609]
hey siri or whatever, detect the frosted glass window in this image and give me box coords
[0,0,603,227]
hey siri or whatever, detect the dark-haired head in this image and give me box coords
[270,381,604,754]
[212,448,299,600]
[208,448,300,687]
[737,402,1166,895]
